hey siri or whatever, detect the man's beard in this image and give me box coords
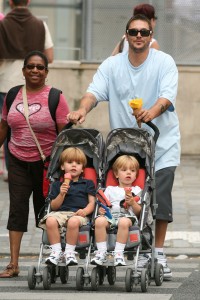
[129,40,150,53]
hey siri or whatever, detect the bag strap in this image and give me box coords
[22,85,46,162]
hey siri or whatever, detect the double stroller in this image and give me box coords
[27,122,164,293]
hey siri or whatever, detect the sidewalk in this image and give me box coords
[0,155,200,257]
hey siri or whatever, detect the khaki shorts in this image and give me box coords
[39,211,89,231]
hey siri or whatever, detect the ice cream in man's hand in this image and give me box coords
[64,173,72,185]
[129,98,143,127]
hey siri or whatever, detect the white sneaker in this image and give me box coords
[45,250,62,266]
[114,252,126,266]
[137,253,151,271]
[155,252,172,279]
[91,251,107,266]
[65,251,78,266]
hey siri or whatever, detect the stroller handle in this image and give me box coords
[146,121,160,143]
[62,122,74,131]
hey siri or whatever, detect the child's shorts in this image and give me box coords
[39,211,89,231]
[96,212,138,229]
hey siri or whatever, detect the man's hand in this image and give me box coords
[67,108,87,125]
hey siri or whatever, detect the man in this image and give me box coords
[68,14,181,279]
[0,0,53,178]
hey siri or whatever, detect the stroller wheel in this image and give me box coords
[98,266,106,285]
[76,267,84,291]
[154,263,164,286]
[107,266,116,285]
[140,269,149,293]
[91,267,100,291]
[27,266,36,290]
[125,268,133,292]
[59,266,69,284]
[43,266,51,290]
[50,265,57,283]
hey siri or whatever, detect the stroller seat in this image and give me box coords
[105,168,146,252]
[42,166,98,250]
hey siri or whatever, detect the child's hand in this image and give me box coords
[75,209,86,217]
[124,187,132,207]
[60,183,70,197]
[98,206,106,215]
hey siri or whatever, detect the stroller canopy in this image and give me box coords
[47,128,104,180]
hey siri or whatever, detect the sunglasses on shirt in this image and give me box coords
[126,28,152,37]
[24,64,47,70]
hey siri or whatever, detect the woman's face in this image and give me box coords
[22,55,48,89]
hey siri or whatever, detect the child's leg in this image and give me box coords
[66,216,81,245]
[116,217,132,244]
[45,217,62,265]
[95,216,109,243]
[65,216,82,266]
[91,217,109,266]
[46,216,61,244]
[114,217,132,266]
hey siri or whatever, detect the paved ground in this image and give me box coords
[0,155,200,257]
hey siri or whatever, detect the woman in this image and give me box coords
[0,50,70,278]
[111,3,159,55]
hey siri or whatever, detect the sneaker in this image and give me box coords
[137,253,151,271]
[65,251,78,266]
[91,251,107,266]
[155,252,172,279]
[114,252,126,266]
[45,250,62,266]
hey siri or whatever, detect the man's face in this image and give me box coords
[126,20,152,53]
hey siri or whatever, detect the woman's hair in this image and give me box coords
[133,3,157,20]
[112,155,140,177]
[23,50,48,70]
[59,147,87,168]
[126,14,152,32]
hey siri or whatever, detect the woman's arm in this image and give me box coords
[0,119,8,147]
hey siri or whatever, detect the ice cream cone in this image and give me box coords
[124,187,132,196]
[64,173,72,185]
[129,98,143,127]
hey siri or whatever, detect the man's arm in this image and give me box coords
[44,47,53,63]
[43,21,54,63]
[135,97,172,124]
[67,92,97,124]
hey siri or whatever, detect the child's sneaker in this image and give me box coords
[65,251,78,266]
[114,252,126,266]
[91,251,107,266]
[155,252,172,279]
[45,250,62,266]
[137,253,151,271]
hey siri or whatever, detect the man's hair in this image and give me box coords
[133,3,157,20]
[112,155,140,177]
[126,14,152,32]
[12,0,29,6]
[59,147,87,168]
[23,50,48,69]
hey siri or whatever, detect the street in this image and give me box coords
[0,256,199,300]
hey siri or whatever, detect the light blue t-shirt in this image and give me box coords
[87,49,180,171]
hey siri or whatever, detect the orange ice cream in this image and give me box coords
[129,98,143,127]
